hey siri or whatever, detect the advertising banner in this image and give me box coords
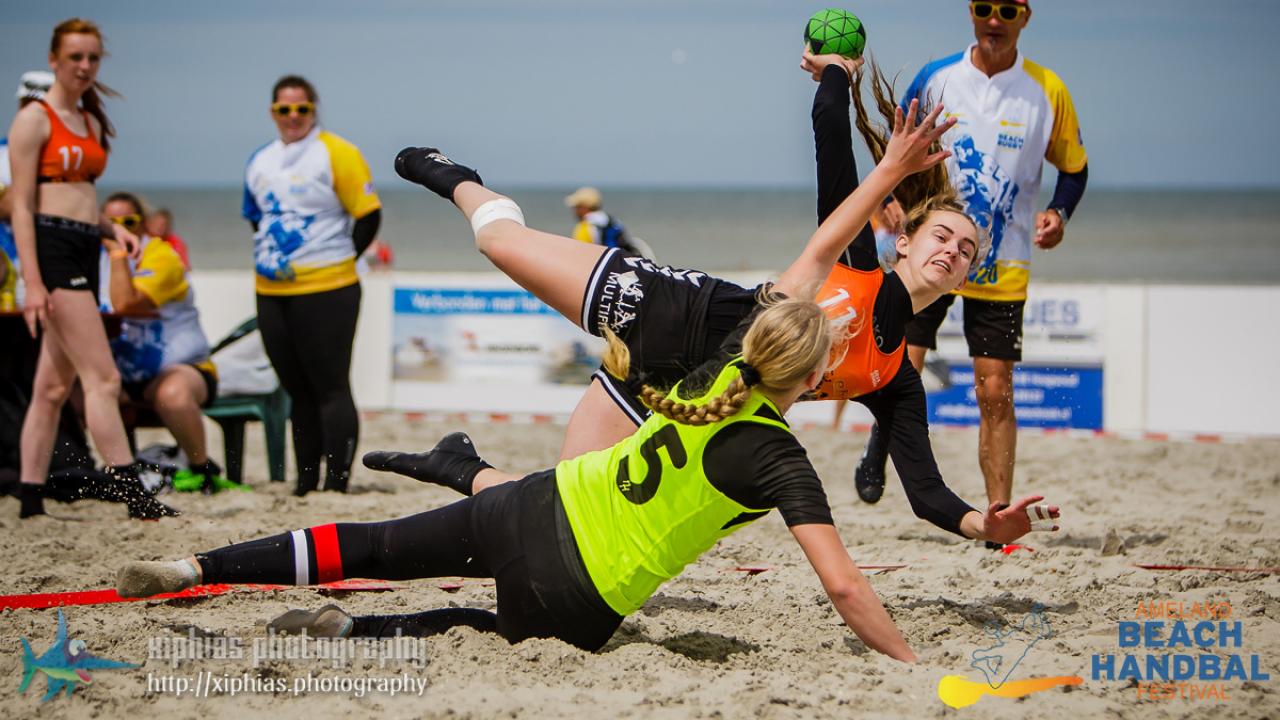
[390,281,604,414]
[928,285,1106,430]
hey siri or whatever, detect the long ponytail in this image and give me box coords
[847,58,990,267]
[50,18,119,151]
[604,295,838,426]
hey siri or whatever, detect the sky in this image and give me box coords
[3,0,1279,189]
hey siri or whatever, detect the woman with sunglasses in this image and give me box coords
[120,295,926,660]
[243,75,382,495]
[6,19,175,519]
[99,192,231,494]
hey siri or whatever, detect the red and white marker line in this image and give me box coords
[0,578,408,611]
[363,411,1257,443]
[731,564,907,576]
[1134,564,1280,574]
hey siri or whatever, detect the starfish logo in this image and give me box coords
[18,610,139,701]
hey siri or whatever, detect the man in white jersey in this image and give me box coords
[1,71,54,308]
[854,0,1089,527]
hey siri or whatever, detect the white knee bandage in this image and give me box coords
[470,199,526,236]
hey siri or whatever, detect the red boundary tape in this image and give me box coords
[1134,564,1280,574]
[732,564,907,576]
[361,411,1255,443]
[0,579,399,611]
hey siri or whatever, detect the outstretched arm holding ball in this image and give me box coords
[801,49,862,83]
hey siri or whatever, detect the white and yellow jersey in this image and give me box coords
[100,236,213,384]
[0,138,19,309]
[242,127,381,296]
[903,46,1087,302]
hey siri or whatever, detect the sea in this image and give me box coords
[105,187,1280,284]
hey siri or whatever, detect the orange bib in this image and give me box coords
[813,263,905,401]
[37,100,107,184]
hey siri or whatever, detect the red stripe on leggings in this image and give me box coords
[310,524,344,583]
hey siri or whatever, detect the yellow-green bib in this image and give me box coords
[556,359,790,615]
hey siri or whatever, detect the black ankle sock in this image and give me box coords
[295,473,319,497]
[394,147,483,200]
[362,432,492,496]
[190,459,221,476]
[19,483,46,518]
[105,464,180,519]
[863,423,889,465]
[350,608,497,639]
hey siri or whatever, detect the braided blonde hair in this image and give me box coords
[602,296,835,426]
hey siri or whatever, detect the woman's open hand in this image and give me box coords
[982,495,1062,544]
[880,98,956,177]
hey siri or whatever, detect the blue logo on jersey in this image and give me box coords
[111,321,166,384]
[952,135,1019,286]
[0,222,16,262]
[996,133,1024,150]
[255,191,314,281]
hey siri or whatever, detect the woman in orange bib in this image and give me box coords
[390,48,1060,546]
[6,18,175,520]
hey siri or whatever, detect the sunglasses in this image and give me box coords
[971,2,1028,23]
[271,102,315,117]
[109,214,143,231]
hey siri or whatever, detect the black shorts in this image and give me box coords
[475,469,624,650]
[904,294,1025,361]
[34,215,102,298]
[122,363,219,409]
[581,248,757,425]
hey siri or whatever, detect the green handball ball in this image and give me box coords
[804,8,866,59]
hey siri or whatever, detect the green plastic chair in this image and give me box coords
[204,318,290,484]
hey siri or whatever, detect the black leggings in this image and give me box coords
[257,284,360,492]
[195,474,623,650]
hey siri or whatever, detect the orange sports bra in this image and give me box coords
[812,263,906,401]
[37,100,107,184]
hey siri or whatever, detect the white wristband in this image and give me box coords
[470,199,526,235]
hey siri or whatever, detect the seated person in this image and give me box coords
[99,192,234,492]
[145,207,190,270]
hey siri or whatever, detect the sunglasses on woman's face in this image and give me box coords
[970,2,1028,23]
[271,102,315,117]
[109,214,143,231]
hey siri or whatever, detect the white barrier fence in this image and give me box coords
[190,271,1280,437]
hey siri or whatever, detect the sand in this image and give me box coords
[2,417,1278,719]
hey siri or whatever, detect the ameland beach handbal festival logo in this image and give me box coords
[1092,599,1270,701]
[936,598,1272,707]
[936,603,1082,708]
[17,609,139,701]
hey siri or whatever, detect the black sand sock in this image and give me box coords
[363,432,492,496]
[394,147,483,200]
[19,483,46,518]
[294,474,319,497]
[190,460,222,494]
[350,608,497,639]
[854,423,889,504]
[105,464,180,519]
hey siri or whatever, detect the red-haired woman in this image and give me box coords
[7,18,176,520]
